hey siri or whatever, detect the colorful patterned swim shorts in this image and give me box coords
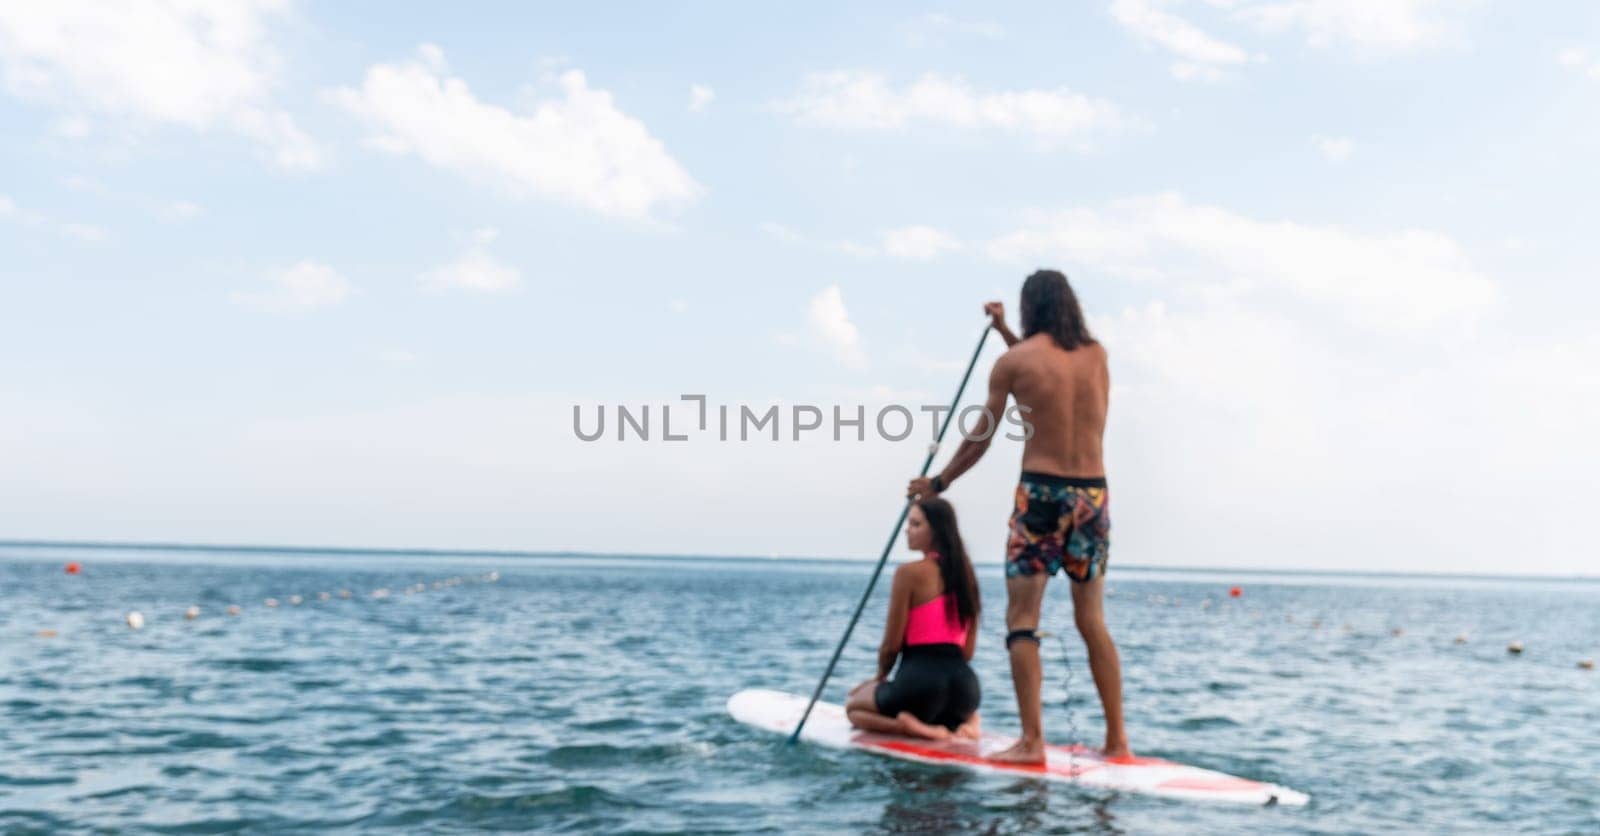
[1005,472,1110,582]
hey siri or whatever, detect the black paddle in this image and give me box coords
[788,323,994,744]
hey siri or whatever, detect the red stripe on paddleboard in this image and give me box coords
[1048,745,1170,767]
[864,740,1104,778]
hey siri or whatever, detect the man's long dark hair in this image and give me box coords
[1020,269,1096,350]
[916,497,980,627]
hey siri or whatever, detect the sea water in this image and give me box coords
[3,546,1598,834]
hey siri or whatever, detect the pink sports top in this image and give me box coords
[904,552,970,646]
[905,595,969,646]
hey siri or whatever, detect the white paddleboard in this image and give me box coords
[728,688,1308,807]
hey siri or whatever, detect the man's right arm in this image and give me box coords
[931,356,1013,491]
[985,301,1020,347]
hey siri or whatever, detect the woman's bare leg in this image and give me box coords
[847,708,907,734]
[847,678,880,701]
[845,680,882,713]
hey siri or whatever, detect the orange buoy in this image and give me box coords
[65,562,82,575]
[1228,586,1242,598]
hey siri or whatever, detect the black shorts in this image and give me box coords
[873,644,981,730]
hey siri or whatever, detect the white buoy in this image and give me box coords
[265,597,279,608]
[488,571,499,582]
[185,606,201,620]
[126,611,145,630]
[372,588,390,599]
[1508,641,1524,655]
[318,592,330,601]
[289,595,303,606]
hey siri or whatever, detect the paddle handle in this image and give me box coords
[788,323,993,744]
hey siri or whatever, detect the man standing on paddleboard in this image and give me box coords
[907,269,1130,764]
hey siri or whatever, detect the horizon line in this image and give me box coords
[2,537,1597,584]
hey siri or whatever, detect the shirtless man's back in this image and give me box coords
[908,269,1128,763]
[1006,334,1108,478]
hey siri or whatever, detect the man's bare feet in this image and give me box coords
[1100,740,1133,760]
[989,737,1046,764]
[895,711,952,741]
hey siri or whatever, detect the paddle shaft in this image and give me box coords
[787,323,993,744]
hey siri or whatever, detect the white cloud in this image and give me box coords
[1097,299,1600,574]
[1236,0,1470,52]
[1169,62,1229,83]
[378,348,419,367]
[162,200,204,222]
[1313,135,1355,161]
[0,0,324,170]
[808,285,867,370]
[688,84,715,112]
[59,222,106,243]
[1557,47,1600,81]
[880,225,964,261]
[1110,0,1253,82]
[62,175,204,222]
[830,240,879,259]
[760,221,806,245]
[774,71,1127,148]
[329,45,701,221]
[899,13,1005,47]
[0,192,107,243]
[231,261,353,313]
[986,193,1494,334]
[829,226,964,261]
[420,227,521,293]
[51,114,92,138]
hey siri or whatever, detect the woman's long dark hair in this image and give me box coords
[1020,269,1096,350]
[916,497,980,627]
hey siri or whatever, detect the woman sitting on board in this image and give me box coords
[846,497,982,740]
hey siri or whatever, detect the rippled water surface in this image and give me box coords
[3,546,1599,834]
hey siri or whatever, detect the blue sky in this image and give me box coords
[3,2,1598,574]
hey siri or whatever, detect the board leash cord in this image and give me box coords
[1039,629,1081,781]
